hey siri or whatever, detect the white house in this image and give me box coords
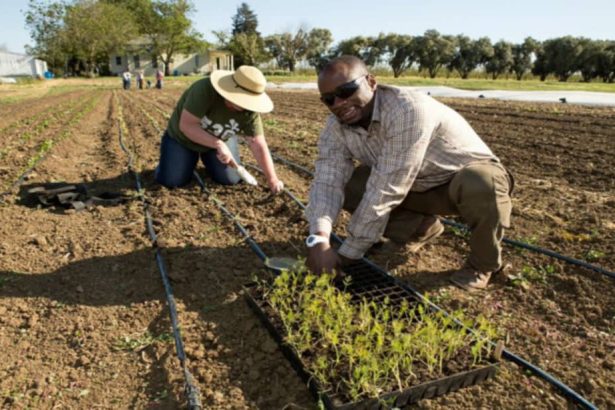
[0,51,48,77]
[109,41,234,76]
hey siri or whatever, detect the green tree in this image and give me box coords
[231,32,267,66]
[485,40,513,79]
[144,0,206,76]
[534,36,583,82]
[232,2,259,36]
[62,0,137,75]
[511,37,538,80]
[595,41,615,83]
[24,0,69,73]
[414,30,456,78]
[577,39,604,82]
[449,35,493,79]
[264,28,309,71]
[375,33,416,77]
[332,36,382,67]
[305,28,333,73]
[229,3,264,67]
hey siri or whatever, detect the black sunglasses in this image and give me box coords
[320,75,367,106]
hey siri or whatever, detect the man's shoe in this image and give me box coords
[406,218,444,253]
[449,268,493,292]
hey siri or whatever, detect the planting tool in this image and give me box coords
[228,159,258,186]
[264,256,300,272]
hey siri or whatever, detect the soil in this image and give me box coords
[0,85,613,409]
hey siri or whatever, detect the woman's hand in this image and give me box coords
[268,178,284,194]
[216,141,236,166]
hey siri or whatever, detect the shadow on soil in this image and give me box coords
[0,240,316,409]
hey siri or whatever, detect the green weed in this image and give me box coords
[508,264,556,289]
[585,249,605,261]
[449,225,470,239]
[113,332,173,352]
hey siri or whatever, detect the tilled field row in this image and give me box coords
[0,92,104,193]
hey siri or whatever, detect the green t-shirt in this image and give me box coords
[167,77,264,153]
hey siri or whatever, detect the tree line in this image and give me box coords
[25,0,615,83]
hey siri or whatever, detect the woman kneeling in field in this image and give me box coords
[155,66,283,193]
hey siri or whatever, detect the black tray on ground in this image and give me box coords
[243,260,499,409]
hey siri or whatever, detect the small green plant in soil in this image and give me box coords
[508,264,555,289]
[584,249,605,261]
[255,262,498,402]
[113,332,173,352]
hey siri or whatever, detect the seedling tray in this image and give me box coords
[244,260,498,409]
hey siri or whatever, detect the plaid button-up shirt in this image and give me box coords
[307,85,497,259]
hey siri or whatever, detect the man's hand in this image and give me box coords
[216,141,235,165]
[268,178,284,194]
[307,242,340,275]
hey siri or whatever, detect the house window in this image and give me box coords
[134,55,140,68]
[115,56,122,65]
[216,57,221,70]
[195,55,200,66]
[152,57,158,68]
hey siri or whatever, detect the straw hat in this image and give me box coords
[211,66,274,113]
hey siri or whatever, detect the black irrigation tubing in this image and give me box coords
[443,219,615,279]
[269,152,615,280]
[117,118,202,409]
[218,162,598,410]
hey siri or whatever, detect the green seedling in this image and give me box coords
[508,264,555,288]
[256,261,498,402]
[585,249,605,261]
[449,225,470,239]
[113,332,173,352]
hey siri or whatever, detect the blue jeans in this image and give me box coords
[155,131,241,188]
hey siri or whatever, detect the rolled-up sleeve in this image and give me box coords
[339,104,435,259]
[306,117,354,236]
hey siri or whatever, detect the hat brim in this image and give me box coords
[211,70,273,114]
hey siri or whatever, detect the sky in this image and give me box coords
[2,0,614,55]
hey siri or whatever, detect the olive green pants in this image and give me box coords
[343,161,513,272]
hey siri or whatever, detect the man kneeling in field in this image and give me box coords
[305,55,514,291]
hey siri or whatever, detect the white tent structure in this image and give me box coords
[0,51,48,77]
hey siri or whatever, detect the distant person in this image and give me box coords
[122,69,132,90]
[154,65,284,194]
[306,55,514,292]
[155,69,164,89]
[136,70,145,90]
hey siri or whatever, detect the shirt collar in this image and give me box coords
[370,87,382,124]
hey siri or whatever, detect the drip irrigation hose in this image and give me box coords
[442,219,615,279]
[118,120,202,409]
[239,162,598,410]
[269,152,615,280]
[192,171,267,262]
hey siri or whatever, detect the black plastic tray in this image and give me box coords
[244,261,498,409]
